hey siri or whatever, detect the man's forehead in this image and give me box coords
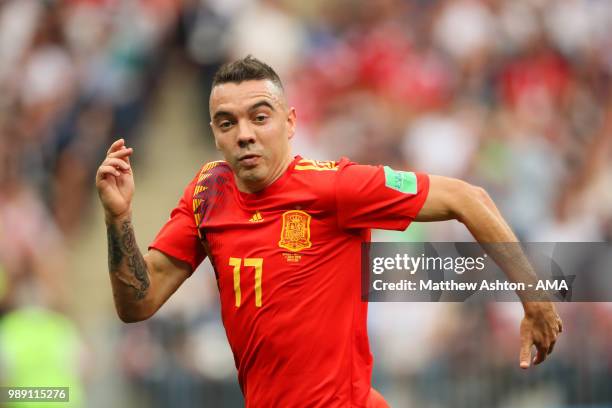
[210,80,285,112]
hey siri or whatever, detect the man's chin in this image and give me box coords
[237,166,266,184]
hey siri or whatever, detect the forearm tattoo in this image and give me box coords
[107,219,150,300]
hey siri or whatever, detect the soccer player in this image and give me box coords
[95,56,562,407]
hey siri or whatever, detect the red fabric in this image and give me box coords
[149,173,206,272]
[150,157,429,407]
[337,162,430,230]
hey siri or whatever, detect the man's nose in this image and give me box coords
[236,120,255,148]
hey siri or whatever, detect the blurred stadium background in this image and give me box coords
[0,0,611,407]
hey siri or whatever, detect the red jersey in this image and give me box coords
[150,156,429,407]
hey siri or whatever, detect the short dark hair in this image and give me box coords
[212,56,284,91]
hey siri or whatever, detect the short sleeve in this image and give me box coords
[149,176,207,272]
[336,161,430,230]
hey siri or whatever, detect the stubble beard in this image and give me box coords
[237,161,267,185]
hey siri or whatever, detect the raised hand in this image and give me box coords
[96,139,134,220]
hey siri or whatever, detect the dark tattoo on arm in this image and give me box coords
[106,220,150,300]
[107,223,124,270]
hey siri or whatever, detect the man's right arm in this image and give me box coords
[96,139,192,323]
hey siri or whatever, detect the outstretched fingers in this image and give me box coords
[519,333,533,369]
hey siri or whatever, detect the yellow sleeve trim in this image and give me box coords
[295,159,338,171]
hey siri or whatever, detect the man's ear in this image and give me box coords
[287,107,297,140]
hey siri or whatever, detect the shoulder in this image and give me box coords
[191,160,232,188]
[194,160,232,181]
[292,157,362,178]
[291,157,363,185]
[289,158,364,204]
[191,161,234,224]
[292,157,347,188]
[182,160,234,203]
[294,158,342,172]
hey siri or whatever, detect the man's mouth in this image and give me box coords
[238,154,261,167]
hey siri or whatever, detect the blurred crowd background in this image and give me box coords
[0,0,611,407]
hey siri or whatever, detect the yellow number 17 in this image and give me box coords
[229,257,263,307]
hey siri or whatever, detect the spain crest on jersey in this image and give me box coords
[278,210,312,252]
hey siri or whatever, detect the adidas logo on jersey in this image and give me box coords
[249,211,264,222]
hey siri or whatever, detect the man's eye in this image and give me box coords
[219,121,232,129]
[254,115,267,122]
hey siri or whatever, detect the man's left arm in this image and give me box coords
[416,175,563,369]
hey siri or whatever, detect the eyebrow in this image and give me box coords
[212,110,232,122]
[212,100,276,122]
[248,100,276,112]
